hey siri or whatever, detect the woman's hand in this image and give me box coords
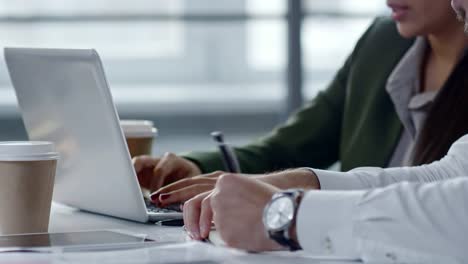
[183,174,285,252]
[132,153,202,193]
[151,168,320,207]
[150,171,224,207]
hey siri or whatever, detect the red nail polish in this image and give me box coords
[159,194,171,201]
[150,193,159,201]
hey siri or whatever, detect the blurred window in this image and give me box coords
[0,0,386,115]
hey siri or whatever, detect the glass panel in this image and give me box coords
[0,0,287,16]
[0,0,183,16]
[303,17,379,99]
[0,22,183,59]
[247,20,286,71]
[0,0,287,87]
[0,21,186,87]
[302,0,388,99]
[0,20,286,110]
[185,0,287,15]
[247,0,286,15]
[304,0,387,15]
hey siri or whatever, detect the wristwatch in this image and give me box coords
[262,189,304,251]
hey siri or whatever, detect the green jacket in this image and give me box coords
[184,17,415,174]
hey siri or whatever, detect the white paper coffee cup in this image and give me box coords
[0,142,59,235]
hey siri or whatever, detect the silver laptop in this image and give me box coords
[4,47,182,222]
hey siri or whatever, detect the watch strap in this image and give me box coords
[269,230,302,251]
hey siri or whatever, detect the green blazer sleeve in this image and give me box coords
[183,17,413,174]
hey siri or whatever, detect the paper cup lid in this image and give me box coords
[0,141,59,161]
[120,120,158,138]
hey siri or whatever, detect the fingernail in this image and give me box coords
[187,231,200,240]
[192,231,200,240]
[187,231,193,239]
[200,226,207,238]
[150,192,159,201]
[187,229,199,240]
[159,193,171,201]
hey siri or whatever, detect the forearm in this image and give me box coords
[254,168,320,190]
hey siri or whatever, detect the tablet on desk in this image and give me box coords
[0,230,157,252]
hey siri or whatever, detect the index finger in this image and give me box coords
[199,192,214,239]
[152,177,216,199]
[152,170,224,200]
[183,191,211,240]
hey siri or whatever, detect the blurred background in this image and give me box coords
[0,0,387,155]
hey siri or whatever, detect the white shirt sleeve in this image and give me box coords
[297,178,468,263]
[296,190,363,259]
[314,135,468,190]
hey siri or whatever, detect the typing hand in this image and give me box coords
[132,153,202,194]
[149,171,224,207]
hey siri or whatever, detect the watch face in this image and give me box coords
[264,196,294,231]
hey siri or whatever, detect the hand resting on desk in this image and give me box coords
[183,174,287,252]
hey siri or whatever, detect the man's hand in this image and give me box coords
[132,153,202,194]
[183,174,287,252]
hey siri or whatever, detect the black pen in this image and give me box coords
[211,131,241,173]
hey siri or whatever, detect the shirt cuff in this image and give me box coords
[296,190,365,258]
[312,169,366,190]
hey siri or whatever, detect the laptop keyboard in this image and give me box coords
[145,198,182,214]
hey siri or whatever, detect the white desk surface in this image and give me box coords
[0,203,361,264]
[49,203,187,244]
